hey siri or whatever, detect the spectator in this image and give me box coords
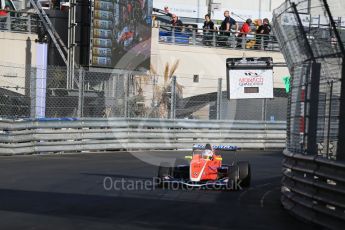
[203,14,215,45]
[0,6,10,30]
[256,18,271,49]
[220,10,238,36]
[171,14,183,32]
[237,18,252,48]
[0,6,10,16]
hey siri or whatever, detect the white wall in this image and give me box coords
[0,32,38,95]
[150,28,289,98]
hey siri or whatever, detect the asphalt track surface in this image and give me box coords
[0,150,316,230]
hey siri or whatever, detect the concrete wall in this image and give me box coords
[150,28,289,98]
[0,32,38,95]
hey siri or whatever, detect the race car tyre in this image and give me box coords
[157,163,173,187]
[174,165,189,179]
[237,161,251,187]
[227,165,240,190]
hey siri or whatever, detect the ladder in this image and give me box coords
[30,0,68,65]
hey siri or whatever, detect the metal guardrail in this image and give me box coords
[282,149,345,229]
[157,24,280,52]
[0,11,40,34]
[0,118,286,155]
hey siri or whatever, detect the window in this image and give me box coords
[193,75,199,83]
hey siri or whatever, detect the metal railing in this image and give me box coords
[0,118,286,155]
[0,11,40,34]
[157,24,280,52]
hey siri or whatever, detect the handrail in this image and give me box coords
[157,24,280,51]
[0,11,40,34]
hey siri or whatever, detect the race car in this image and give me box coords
[156,144,251,190]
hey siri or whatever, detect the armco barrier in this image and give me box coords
[282,149,345,229]
[0,118,286,155]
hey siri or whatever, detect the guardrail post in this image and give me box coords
[170,76,176,119]
[77,68,84,118]
[217,78,222,120]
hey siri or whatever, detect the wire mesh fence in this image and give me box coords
[0,62,288,121]
[273,0,345,159]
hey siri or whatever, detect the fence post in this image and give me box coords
[170,76,176,119]
[77,68,84,118]
[217,78,222,120]
[124,74,130,118]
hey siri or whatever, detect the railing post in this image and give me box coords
[170,76,176,119]
[6,14,11,31]
[27,14,32,33]
[212,31,216,47]
[261,36,264,50]
[125,74,130,118]
[217,78,222,120]
[192,29,196,45]
[172,28,175,44]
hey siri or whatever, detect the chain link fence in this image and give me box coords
[273,0,345,159]
[0,62,288,121]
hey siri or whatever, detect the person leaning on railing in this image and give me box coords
[171,14,184,33]
[255,18,271,50]
[218,10,238,46]
[237,18,252,48]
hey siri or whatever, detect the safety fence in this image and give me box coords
[0,118,286,155]
[273,0,345,228]
[0,64,288,121]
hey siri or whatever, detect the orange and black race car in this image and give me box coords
[156,144,251,190]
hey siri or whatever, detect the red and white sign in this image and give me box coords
[229,69,273,99]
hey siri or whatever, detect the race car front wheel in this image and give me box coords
[157,163,173,187]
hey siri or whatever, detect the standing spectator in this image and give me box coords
[171,14,183,32]
[237,18,252,48]
[203,14,215,45]
[220,10,238,36]
[256,18,271,49]
[0,6,10,30]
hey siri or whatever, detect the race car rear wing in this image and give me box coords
[192,144,238,151]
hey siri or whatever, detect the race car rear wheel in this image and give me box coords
[237,161,251,187]
[227,165,240,190]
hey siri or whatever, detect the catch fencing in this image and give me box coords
[0,63,288,121]
[273,0,345,228]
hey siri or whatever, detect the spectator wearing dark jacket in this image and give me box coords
[203,14,215,45]
[256,18,271,49]
[171,14,183,32]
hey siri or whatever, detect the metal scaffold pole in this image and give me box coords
[67,0,77,90]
